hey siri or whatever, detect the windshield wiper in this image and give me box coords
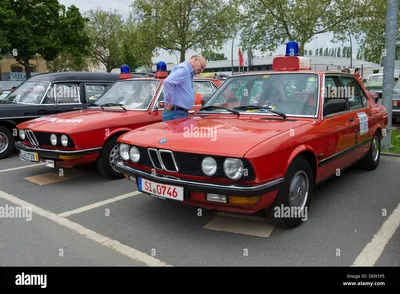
[199,105,240,116]
[233,105,286,119]
[99,103,126,111]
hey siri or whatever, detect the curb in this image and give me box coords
[381,152,400,157]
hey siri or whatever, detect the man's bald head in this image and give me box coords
[189,55,206,74]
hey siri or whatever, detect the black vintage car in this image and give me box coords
[0,72,124,159]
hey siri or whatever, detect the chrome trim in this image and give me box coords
[0,116,39,120]
[116,162,283,192]
[159,149,179,172]
[25,130,39,147]
[16,142,102,154]
[392,109,400,113]
[147,148,179,172]
[147,148,161,169]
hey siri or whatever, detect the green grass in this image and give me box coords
[382,128,400,154]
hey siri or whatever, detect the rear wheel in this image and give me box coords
[265,156,314,228]
[96,135,124,179]
[0,125,15,160]
[358,132,380,170]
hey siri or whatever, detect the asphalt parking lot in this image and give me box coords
[0,152,399,268]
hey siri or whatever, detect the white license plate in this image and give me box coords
[138,177,184,201]
[20,149,39,162]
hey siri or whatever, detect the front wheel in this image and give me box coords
[96,136,124,179]
[0,125,15,160]
[265,156,314,228]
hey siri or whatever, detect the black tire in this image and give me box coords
[265,156,314,228]
[357,132,380,170]
[0,125,15,160]
[96,135,124,179]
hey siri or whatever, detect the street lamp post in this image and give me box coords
[382,0,398,150]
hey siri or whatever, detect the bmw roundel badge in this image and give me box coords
[159,138,168,144]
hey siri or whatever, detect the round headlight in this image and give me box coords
[202,157,217,176]
[61,135,68,147]
[50,134,57,145]
[223,158,244,180]
[19,129,25,140]
[129,146,140,162]
[119,144,130,161]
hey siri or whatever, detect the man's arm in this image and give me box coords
[164,67,186,107]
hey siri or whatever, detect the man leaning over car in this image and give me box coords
[162,55,206,121]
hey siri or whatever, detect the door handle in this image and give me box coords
[349,117,354,122]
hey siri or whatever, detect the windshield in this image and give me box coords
[367,75,383,82]
[0,91,11,101]
[94,80,160,110]
[5,81,49,104]
[203,73,319,117]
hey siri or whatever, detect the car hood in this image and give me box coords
[17,108,149,133]
[118,116,310,157]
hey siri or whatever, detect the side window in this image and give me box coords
[194,81,213,96]
[340,76,364,110]
[46,83,80,104]
[211,82,218,92]
[85,83,113,102]
[323,75,348,116]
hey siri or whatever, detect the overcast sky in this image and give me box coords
[58,0,358,64]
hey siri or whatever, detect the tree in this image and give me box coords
[131,0,240,62]
[337,47,341,57]
[46,51,89,72]
[308,49,312,55]
[201,50,228,61]
[239,0,366,56]
[0,0,89,78]
[84,8,126,72]
[352,0,400,63]
[84,7,156,72]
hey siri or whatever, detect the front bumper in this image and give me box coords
[115,161,284,197]
[15,141,101,160]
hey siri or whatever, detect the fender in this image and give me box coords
[285,144,318,175]
[104,127,132,141]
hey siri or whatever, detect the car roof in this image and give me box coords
[26,72,123,82]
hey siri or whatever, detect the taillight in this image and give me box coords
[394,101,398,107]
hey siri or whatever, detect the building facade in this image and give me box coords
[0,54,47,81]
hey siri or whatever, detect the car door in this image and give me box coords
[318,74,357,176]
[38,82,83,116]
[339,74,372,159]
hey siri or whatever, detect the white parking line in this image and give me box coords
[0,190,170,267]
[0,163,45,173]
[352,202,400,266]
[58,191,143,217]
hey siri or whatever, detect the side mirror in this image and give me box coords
[158,101,165,109]
[363,79,367,83]
[324,99,347,116]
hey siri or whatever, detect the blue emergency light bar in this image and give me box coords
[285,41,299,56]
[121,64,130,73]
[156,61,167,72]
